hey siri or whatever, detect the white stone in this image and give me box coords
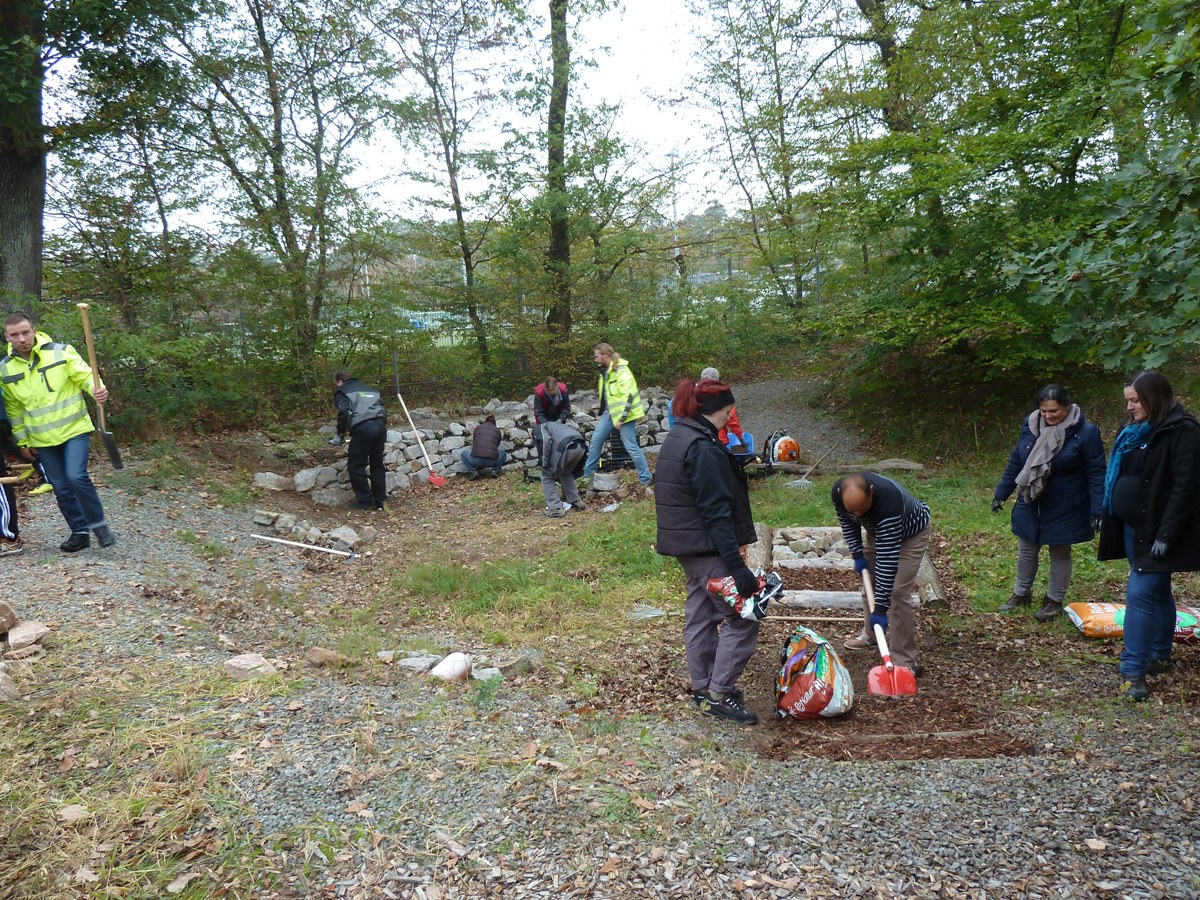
[327,526,359,546]
[253,509,278,526]
[253,472,295,491]
[471,667,502,681]
[395,654,440,671]
[311,486,350,507]
[429,652,472,680]
[589,472,622,492]
[223,653,277,681]
[449,422,466,436]
[292,468,320,492]
[386,429,405,444]
[376,650,395,664]
[6,621,49,651]
[274,513,296,532]
[439,436,466,452]
[403,446,423,461]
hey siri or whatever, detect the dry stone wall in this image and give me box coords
[254,387,675,507]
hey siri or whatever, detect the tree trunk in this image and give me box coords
[0,0,45,304]
[544,0,571,340]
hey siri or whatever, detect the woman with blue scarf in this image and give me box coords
[1098,371,1200,701]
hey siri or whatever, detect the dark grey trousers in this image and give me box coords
[678,554,761,695]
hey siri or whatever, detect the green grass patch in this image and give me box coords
[176,528,229,560]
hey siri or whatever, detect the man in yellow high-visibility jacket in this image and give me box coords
[1,313,116,552]
[581,342,653,493]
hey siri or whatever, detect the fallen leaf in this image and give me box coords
[59,804,90,824]
[74,867,99,884]
[631,797,656,812]
[535,757,565,770]
[166,871,201,893]
[599,857,620,875]
[344,801,367,814]
[1085,839,1107,851]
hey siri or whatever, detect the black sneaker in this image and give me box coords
[347,499,374,510]
[93,525,116,548]
[1146,658,1174,676]
[702,691,757,726]
[998,592,1032,612]
[692,687,742,709]
[60,532,90,553]
[1033,597,1063,622]
[467,471,480,481]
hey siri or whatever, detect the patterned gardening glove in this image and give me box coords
[328,435,344,446]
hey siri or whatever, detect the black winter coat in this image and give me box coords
[994,413,1107,545]
[1098,405,1200,572]
[655,417,756,562]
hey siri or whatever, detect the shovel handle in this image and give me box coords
[76,303,108,432]
[873,623,895,672]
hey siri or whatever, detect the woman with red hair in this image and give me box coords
[654,378,760,725]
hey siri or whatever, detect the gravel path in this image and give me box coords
[3,408,1199,898]
[732,378,869,464]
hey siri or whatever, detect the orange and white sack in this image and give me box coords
[774,625,854,719]
[1065,602,1200,644]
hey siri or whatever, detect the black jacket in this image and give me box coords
[655,416,756,562]
[994,413,1106,545]
[1099,404,1200,572]
[470,418,503,461]
[333,378,386,435]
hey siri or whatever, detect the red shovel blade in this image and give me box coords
[867,624,918,696]
[428,472,447,487]
[868,659,918,696]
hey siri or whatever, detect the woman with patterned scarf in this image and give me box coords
[1098,371,1200,701]
[993,385,1107,621]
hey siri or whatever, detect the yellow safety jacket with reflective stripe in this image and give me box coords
[597,357,646,426]
[0,332,100,448]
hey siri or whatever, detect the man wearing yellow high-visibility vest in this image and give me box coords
[1,314,116,552]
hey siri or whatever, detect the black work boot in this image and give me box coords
[1146,657,1174,676]
[1121,676,1150,701]
[998,592,1033,613]
[60,532,90,553]
[93,525,116,548]
[1033,597,1063,622]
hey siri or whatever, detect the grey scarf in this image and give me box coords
[1015,404,1081,502]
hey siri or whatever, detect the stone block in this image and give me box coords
[223,653,277,681]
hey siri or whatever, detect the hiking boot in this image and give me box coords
[1146,657,1174,676]
[1033,597,1063,622]
[542,506,567,519]
[1121,676,1150,701]
[93,525,116,548]
[347,499,375,511]
[703,691,757,726]
[467,470,480,481]
[843,633,872,651]
[29,483,53,496]
[571,499,588,512]
[60,533,90,553]
[0,538,24,557]
[998,592,1033,613]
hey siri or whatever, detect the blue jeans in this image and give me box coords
[1120,523,1175,677]
[461,448,506,475]
[36,433,109,534]
[582,413,651,484]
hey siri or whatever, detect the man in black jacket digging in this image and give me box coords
[331,370,388,510]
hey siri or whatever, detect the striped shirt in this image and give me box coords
[832,473,931,609]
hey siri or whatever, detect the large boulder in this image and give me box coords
[253,472,295,491]
[311,485,351,507]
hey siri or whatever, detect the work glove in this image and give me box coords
[328,435,344,446]
[1091,515,1101,532]
[1150,540,1169,559]
[869,610,889,634]
[991,498,1004,513]
[853,555,871,576]
[729,563,760,599]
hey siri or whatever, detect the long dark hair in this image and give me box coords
[1127,370,1176,426]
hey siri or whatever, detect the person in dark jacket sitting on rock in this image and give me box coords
[655,378,759,726]
[1099,370,1200,701]
[461,415,506,479]
[331,370,388,511]
[992,384,1107,622]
